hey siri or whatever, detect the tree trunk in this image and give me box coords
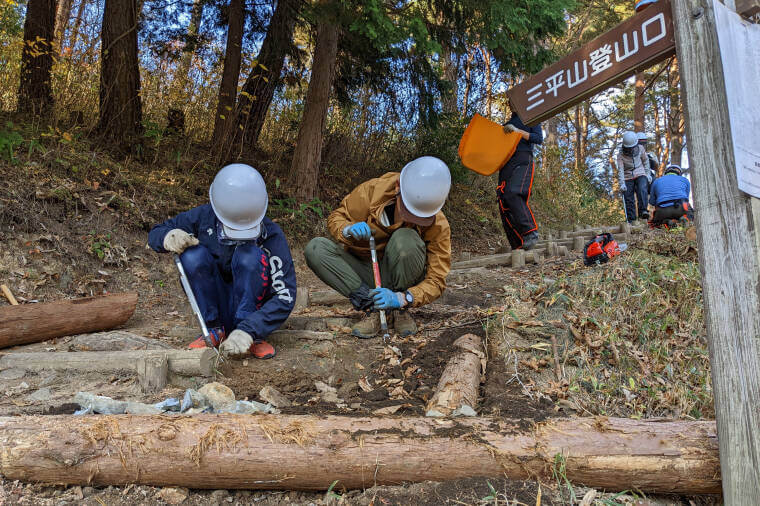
[67,0,87,54]
[54,0,73,54]
[440,40,457,115]
[0,415,721,494]
[17,0,57,115]
[634,71,645,132]
[668,58,684,167]
[211,0,245,148]
[170,0,204,104]
[461,48,473,118]
[482,47,492,118]
[218,0,299,160]
[98,0,142,141]
[0,293,137,348]
[288,21,339,201]
[673,0,760,501]
[426,334,485,416]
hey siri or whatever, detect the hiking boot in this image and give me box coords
[394,310,417,337]
[250,340,276,359]
[188,327,225,349]
[351,312,382,339]
[522,231,539,251]
[640,211,650,220]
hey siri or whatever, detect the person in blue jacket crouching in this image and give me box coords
[148,163,297,359]
[649,164,694,228]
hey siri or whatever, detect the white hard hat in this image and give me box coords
[399,156,451,225]
[665,164,682,175]
[636,132,648,141]
[622,131,638,148]
[209,163,268,240]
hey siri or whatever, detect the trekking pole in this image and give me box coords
[174,254,223,364]
[368,236,390,343]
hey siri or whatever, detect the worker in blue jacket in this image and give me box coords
[148,164,297,359]
[649,164,693,227]
[500,102,543,251]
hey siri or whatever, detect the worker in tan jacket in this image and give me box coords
[305,157,452,338]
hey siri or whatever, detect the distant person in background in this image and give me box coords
[649,164,693,227]
[499,102,543,251]
[637,132,659,193]
[617,130,650,223]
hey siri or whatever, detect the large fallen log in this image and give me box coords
[426,334,485,416]
[0,293,138,349]
[0,349,215,377]
[0,414,720,493]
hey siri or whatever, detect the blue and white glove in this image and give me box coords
[343,222,372,241]
[370,287,403,310]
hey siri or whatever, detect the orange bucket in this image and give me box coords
[458,113,521,176]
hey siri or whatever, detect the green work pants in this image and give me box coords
[304,228,426,296]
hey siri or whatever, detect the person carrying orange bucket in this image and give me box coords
[497,102,544,250]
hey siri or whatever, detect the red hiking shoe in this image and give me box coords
[188,327,225,349]
[250,340,276,359]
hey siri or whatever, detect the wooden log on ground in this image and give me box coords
[452,253,511,270]
[136,355,168,393]
[573,236,586,252]
[0,414,720,493]
[307,289,346,306]
[0,293,138,349]
[0,349,215,377]
[426,334,485,416]
[511,250,524,268]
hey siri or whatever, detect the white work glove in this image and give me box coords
[503,123,517,133]
[221,329,253,357]
[163,229,199,254]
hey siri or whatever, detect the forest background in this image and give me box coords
[0,0,687,243]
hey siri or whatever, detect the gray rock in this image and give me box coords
[0,368,26,380]
[452,404,478,417]
[28,387,52,402]
[198,382,235,410]
[259,385,292,407]
[158,487,188,505]
[82,487,96,498]
[210,490,228,502]
[227,400,277,414]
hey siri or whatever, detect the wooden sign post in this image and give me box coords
[505,0,760,500]
[672,0,760,502]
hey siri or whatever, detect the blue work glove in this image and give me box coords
[370,287,402,310]
[345,222,371,241]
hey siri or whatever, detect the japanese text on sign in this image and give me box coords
[507,0,675,125]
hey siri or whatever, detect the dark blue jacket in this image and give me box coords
[649,174,691,207]
[506,113,543,153]
[148,204,297,340]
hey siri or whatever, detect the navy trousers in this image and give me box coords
[624,176,649,222]
[179,243,270,333]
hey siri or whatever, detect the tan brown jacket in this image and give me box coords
[327,172,451,307]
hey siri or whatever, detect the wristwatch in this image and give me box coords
[405,291,414,305]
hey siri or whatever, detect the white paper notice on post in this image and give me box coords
[714,0,760,198]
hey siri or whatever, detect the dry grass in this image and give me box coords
[492,228,712,421]
[188,423,244,466]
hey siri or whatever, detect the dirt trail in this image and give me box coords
[1,222,719,504]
